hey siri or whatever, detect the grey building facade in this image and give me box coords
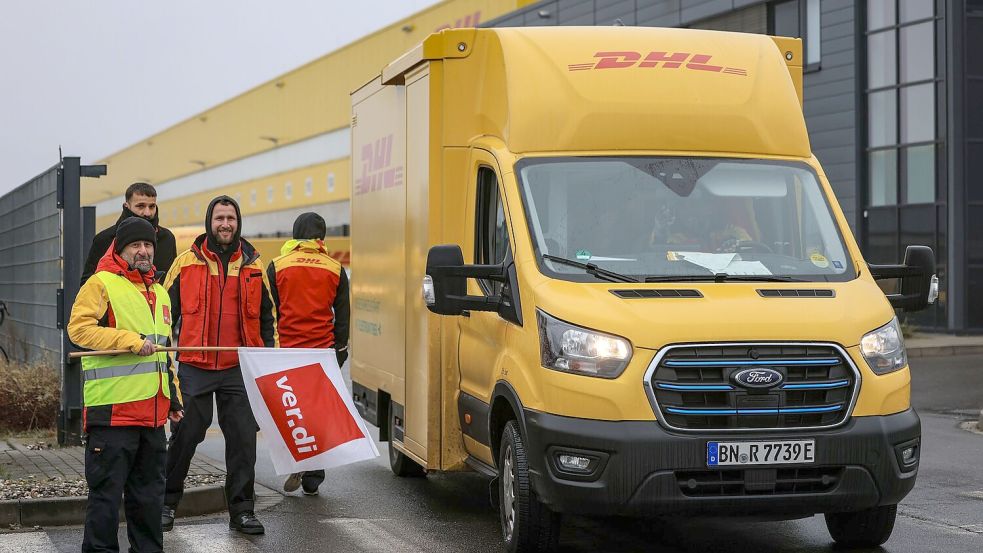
[487,0,983,332]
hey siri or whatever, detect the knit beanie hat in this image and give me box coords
[114,217,157,253]
[292,212,327,240]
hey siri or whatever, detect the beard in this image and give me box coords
[213,228,235,245]
[130,257,153,274]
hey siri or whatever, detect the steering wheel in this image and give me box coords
[733,240,774,254]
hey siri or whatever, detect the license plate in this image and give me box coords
[707,440,815,466]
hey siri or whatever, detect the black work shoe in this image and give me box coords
[229,511,265,535]
[301,482,319,496]
[283,472,303,492]
[161,505,176,532]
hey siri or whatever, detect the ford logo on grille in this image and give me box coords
[732,368,784,389]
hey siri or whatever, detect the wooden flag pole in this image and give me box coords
[68,346,240,359]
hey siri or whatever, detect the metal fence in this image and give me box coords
[0,164,62,365]
[0,157,102,444]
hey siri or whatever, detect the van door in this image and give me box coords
[458,150,512,447]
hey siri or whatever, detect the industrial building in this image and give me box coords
[89,0,982,332]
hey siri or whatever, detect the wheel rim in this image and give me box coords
[502,443,517,541]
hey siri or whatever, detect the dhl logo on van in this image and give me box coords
[434,10,481,32]
[568,51,748,76]
[354,134,404,196]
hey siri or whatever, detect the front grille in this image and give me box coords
[647,343,858,431]
[676,467,844,497]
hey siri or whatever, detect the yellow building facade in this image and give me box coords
[90,0,533,235]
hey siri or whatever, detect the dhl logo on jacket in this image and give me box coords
[267,239,349,349]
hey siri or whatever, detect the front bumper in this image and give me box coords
[522,408,919,518]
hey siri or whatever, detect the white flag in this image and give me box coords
[238,348,379,475]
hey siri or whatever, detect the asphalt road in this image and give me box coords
[3,355,982,552]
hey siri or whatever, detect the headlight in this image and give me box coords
[537,310,632,378]
[860,317,907,374]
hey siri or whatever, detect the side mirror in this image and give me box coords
[423,244,522,325]
[869,245,938,312]
[424,245,469,316]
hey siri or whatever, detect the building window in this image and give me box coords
[327,173,335,193]
[267,186,274,203]
[285,181,293,200]
[866,1,938,206]
[305,177,313,197]
[250,190,257,206]
[770,0,821,71]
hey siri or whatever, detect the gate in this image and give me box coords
[0,157,104,444]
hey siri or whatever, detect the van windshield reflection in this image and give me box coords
[516,157,853,283]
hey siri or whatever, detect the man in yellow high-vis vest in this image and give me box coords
[68,217,184,553]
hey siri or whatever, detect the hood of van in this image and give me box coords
[531,278,895,350]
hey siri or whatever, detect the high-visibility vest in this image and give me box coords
[82,272,172,407]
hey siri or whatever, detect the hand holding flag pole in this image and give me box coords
[69,346,239,358]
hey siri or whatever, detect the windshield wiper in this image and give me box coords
[543,254,638,283]
[644,273,805,283]
[713,275,805,282]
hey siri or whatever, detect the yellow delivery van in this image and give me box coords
[350,27,938,552]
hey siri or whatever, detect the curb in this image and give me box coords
[0,484,227,528]
[907,345,983,358]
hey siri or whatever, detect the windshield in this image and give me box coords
[517,157,854,283]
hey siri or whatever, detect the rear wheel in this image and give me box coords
[824,504,898,547]
[499,420,560,553]
[388,408,426,477]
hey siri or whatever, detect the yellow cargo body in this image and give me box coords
[351,27,937,552]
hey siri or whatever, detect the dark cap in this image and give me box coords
[292,212,327,240]
[114,217,157,253]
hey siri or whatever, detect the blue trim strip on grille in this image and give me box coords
[665,404,843,416]
[665,407,738,415]
[781,380,850,390]
[780,405,843,414]
[656,382,734,391]
[663,358,840,367]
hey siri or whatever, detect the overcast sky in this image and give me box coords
[0,0,436,197]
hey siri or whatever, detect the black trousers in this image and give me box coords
[302,470,325,490]
[164,364,257,517]
[82,426,166,553]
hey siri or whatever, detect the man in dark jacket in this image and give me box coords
[267,212,350,496]
[82,182,177,286]
[161,195,277,535]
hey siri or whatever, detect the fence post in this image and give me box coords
[58,158,83,445]
[57,160,103,446]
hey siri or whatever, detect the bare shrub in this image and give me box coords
[0,358,60,433]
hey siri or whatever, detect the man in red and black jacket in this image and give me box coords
[161,196,278,535]
[267,212,350,496]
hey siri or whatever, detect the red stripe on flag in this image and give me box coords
[256,362,365,461]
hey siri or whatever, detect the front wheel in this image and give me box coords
[824,504,898,547]
[499,420,560,553]
[388,408,426,477]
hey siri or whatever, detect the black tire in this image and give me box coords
[824,504,898,547]
[388,408,426,477]
[498,420,561,553]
